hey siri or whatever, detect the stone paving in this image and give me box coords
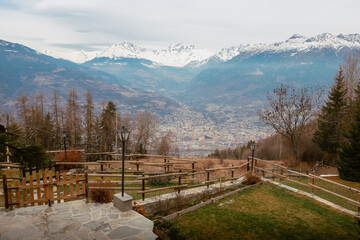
[0,200,157,240]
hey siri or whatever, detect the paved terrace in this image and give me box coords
[0,200,157,240]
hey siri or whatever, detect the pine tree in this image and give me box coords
[100,101,117,152]
[313,69,348,161]
[337,83,360,182]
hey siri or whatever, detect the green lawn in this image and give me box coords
[279,175,359,212]
[173,183,358,240]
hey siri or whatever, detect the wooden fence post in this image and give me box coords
[3,174,9,209]
[101,164,104,180]
[262,170,265,178]
[207,171,210,188]
[136,158,139,172]
[85,172,89,203]
[231,165,234,183]
[142,174,145,201]
[164,158,167,172]
[178,170,181,194]
[192,162,195,179]
[247,158,250,171]
[311,178,314,195]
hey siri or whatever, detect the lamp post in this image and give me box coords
[62,130,67,161]
[250,142,257,172]
[118,126,130,197]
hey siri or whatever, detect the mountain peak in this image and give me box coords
[168,43,195,51]
[289,34,306,40]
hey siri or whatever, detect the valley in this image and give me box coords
[1,33,360,156]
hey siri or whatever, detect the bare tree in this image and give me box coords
[258,84,324,166]
[65,89,82,147]
[157,132,174,156]
[84,89,95,153]
[342,52,360,101]
[16,93,31,143]
[133,111,158,154]
[51,90,63,149]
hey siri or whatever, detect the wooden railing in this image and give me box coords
[2,171,88,210]
[136,161,250,200]
[251,157,360,212]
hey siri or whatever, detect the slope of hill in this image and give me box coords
[0,40,179,115]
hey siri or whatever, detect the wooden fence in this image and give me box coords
[2,171,88,210]
[251,157,360,212]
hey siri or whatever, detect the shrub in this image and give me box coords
[54,148,83,170]
[147,176,172,185]
[132,201,146,216]
[154,219,187,240]
[243,174,261,185]
[89,181,115,203]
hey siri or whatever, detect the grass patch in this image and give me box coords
[279,176,359,212]
[174,183,358,240]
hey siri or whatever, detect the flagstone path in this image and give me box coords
[0,200,157,240]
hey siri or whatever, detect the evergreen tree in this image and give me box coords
[100,101,117,152]
[313,69,348,161]
[337,83,360,182]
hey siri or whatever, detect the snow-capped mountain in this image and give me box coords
[213,33,360,62]
[41,43,213,67]
[39,49,101,63]
[40,33,360,67]
[98,42,214,67]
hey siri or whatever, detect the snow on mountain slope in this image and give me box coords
[40,33,360,66]
[98,42,214,67]
[214,33,360,61]
[39,49,101,63]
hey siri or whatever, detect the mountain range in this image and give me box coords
[2,33,360,117]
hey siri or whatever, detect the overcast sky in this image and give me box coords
[0,0,359,52]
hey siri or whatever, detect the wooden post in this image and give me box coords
[262,170,265,178]
[75,175,80,200]
[247,158,250,171]
[62,172,67,202]
[36,173,42,205]
[178,170,181,194]
[231,165,234,183]
[164,158,167,172]
[48,170,53,205]
[69,173,74,201]
[3,174,9,209]
[101,164,104,180]
[85,172,89,203]
[167,159,170,172]
[311,178,314,195]
[207,171,210,188]
[55,171,61,203]
[29,175,34,206]
[142,174,145,201]
[136,158,139,172]
[192,162,195,179]
[22,178,27,207]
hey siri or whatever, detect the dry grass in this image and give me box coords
[174,183,358,240]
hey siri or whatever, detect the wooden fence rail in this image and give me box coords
[252,157,360,212]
